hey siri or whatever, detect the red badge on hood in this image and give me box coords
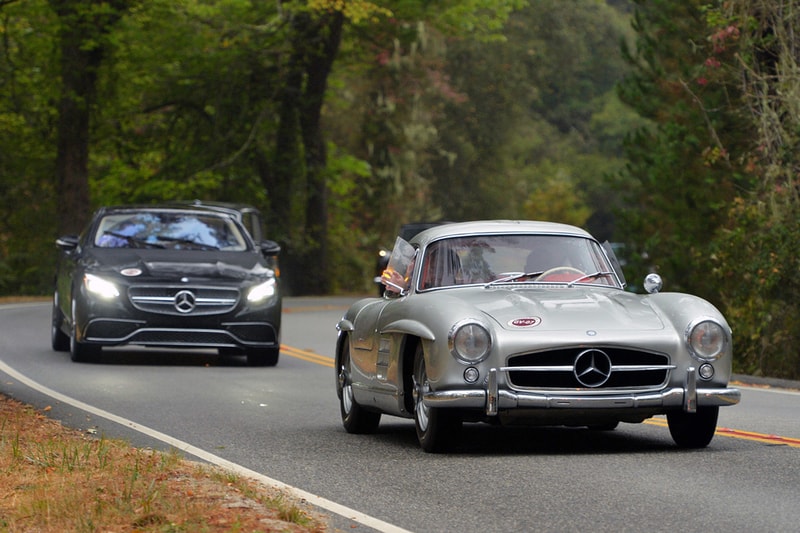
[508,317,542,328]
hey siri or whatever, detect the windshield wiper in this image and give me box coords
[103,231,166,249]
[155,236,220,250]
[484,271,544,288]
[566,271,615,287]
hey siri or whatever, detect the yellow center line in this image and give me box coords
[646,417,800,447]
[281,344,334,368]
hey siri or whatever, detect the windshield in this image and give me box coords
[417,234,621,290]
[93,211,248,251]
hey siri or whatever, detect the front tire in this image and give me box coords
[69,298,99,362]
[413,343,461,453]
[667,406,719,448]
[51,297,70,352]
[70,331,100,362]
[246,347,280,367]
[338,336,381,433]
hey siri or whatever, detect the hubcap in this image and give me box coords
[414,368,430,432]
[339,365,353,414]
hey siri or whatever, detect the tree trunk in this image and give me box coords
[49,0,129,234]
[271,10,344,295]
[298,10,344,295]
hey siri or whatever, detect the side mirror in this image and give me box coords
[56,235,79,252]
[259,240,281,256]
[643,273,663,294]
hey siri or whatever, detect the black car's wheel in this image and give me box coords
[246,347,279,367]
[413,343,461,453]
[51,297,70,352]
[338,336,381,433]
[667,406,719,448]
[69,298,100,362]
[69,331,100,362]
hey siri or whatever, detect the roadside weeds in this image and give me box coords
[0,393,328,532]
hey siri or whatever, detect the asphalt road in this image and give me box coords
[1,297,799,532]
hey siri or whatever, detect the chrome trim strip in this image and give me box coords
[423,386,741,414]
[500,364,676,372]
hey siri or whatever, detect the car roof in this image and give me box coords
[161,200,262,218]
[96,204,239,217]
[410,220,594,247]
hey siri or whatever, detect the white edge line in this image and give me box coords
[0,358,412,533]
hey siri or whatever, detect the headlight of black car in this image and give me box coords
[84,273,120,299]
[685,318,727,361]
[449,320,491,364]
[247,278,277,303]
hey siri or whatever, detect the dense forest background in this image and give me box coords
[0,0,797,379]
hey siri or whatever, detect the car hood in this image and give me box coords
[83,248,273,281]
[470,286,665,332]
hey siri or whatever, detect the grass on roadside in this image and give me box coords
[0,394,328,532]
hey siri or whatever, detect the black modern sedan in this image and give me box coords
[51,204,282,366]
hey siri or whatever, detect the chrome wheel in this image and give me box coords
[412,343,461,452]
[338,335,380,433]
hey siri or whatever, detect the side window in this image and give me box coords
[241,211,265,242]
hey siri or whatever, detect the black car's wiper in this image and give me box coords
[102,231,166,249]
[567,271,615,287]
[484,271,544,288]
[155,235,220,250]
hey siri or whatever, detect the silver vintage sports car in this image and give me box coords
[335,220,740,452]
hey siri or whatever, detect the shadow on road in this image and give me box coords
[346,421,687,456]
[67,347,251,367]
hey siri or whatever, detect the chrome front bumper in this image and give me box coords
[424,367,741,416]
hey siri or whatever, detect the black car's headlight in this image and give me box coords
[449,320,491,363]
[84,273,120,299]
[247,278,277,303]
[685,318,728,361]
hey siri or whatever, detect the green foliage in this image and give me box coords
[1,0,640,297]
[616,0,800,378]
[710,198,800,378]
[0,1,61,293]
[615,0,750,295]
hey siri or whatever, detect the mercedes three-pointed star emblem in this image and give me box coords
[174,290,196,313]
[573,349,612,387]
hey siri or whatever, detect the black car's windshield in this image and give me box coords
[94,211,248,251]
[417,235,622,290]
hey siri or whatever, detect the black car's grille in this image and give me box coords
[131,329,240,345]
[128,285,239,316]
[84,322,278,348]
[506,347,672,390]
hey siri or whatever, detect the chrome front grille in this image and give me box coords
[128,285,239,316]
[505,347,673,390]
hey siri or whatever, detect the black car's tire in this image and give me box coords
[338,336,381,433]
[69,298,100,362]
[667,406,719,449]
[51,298,70,352]
[70,332,100,362]
[413,344,461,453]
[246,347,279,367]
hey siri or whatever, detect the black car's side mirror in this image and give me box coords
[259,240,281,256]
[56,235,79,252]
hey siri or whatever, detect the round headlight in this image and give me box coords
[449,320,491,363]
[686,318,727,361]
